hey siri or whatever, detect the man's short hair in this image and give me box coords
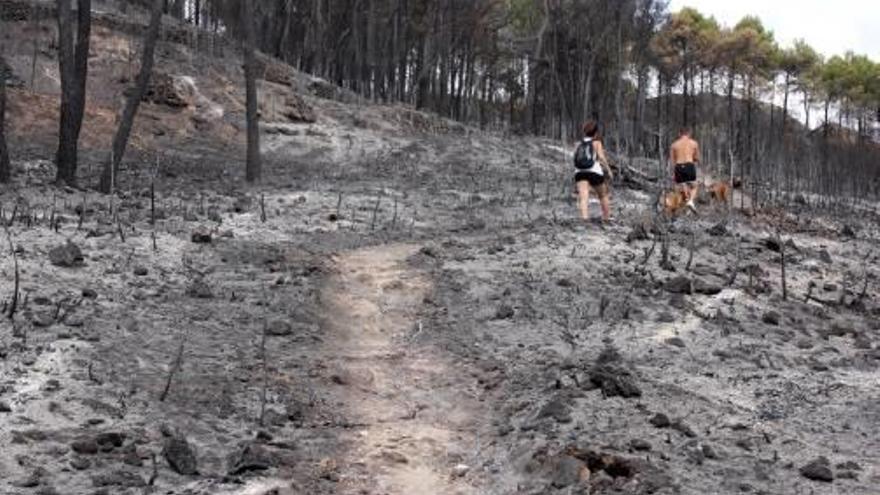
[679,126,691,136]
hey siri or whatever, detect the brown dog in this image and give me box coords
[658,188,690,216]
[697,180,734,205]
[707,181,731,204]
[659,180,735,216]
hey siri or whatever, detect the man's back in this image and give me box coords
[671,136,699,165]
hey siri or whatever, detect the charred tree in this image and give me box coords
[242,0,261,183]
[0,56,10,183]
[55,0,92,187]
[99,0,164,193]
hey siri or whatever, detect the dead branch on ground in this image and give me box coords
[4,227,19,320]
[159,337,186,402]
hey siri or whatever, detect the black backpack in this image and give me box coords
[574,139,595,170]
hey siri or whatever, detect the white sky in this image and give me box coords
[669,0,880,60]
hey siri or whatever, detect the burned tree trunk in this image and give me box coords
[242,0,261,183]
[0,56,10,183]
[55,0,91,187]
[99,0,164,193]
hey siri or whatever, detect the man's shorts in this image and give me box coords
[674,163,697,184]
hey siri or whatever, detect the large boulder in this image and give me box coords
[227,442,278,475]
[49,241,84,267]
[164,436,198,475]
[140,72,195,108]
[282,94,316,123]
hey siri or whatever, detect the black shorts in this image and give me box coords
[574,171,606,187]
[674,163,697,184]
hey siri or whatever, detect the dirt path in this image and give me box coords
[319,244,481,495]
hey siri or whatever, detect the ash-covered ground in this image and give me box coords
[1,7,879,494]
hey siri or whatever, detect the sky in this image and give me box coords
[668,0,880,60]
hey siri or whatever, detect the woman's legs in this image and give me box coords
[595,184,611,221]
[576,181,591,220]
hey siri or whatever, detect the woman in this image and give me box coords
[573,121,613,223]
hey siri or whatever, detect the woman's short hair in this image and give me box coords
[583,121,599,138]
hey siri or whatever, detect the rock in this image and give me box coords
[262,408,287,427]
[590,364,641,398]
[693,279,722,295]
[191,228,213,244]
[265,320,293,336]
[665,276,692,295]
[818,250,833,264]
[656,312,676,323]
[629,439,652,452]
[11,470,44,488]
[649,413,671,428]
[853,335,872,349]
[836,461,861,471]
[557,278,575,288]
[550,455,589,488]
[841,224,857,238]
[64,316,85,328]
[81,288,98,299]
[133,266,148,276]
[280,94,317,123]
[91,470,147,487]
[419,245,438,258]
[164,436,199,475]
[451,463,470,478]
[762,311,781,326]
[381,450,409,464]
[31,311,55,327]
[49,241,84,267]
[42,379,62,392]
[702,444,721,460]
[536,397,572,424]
[228,443,277,475]
[141,72,194,108]
[71,438,99,455]
[494,304,515,320]
[186,279,214,299]
[764,237,782,252]
[672,420,697,438]
[800,457,834,482]
[707,223,728,237]
[70,457,91,470]
[0,401,11,412]
[665,337,686,348]
[232,196,253,213]
[121,444,143,467]
[330,368,357,386]
[95,432,125,449]
[685,444,705,465]
[285,400,306,423]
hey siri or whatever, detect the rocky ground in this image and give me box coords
[1,4,880,494]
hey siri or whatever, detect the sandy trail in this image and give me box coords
[319,244,480,495]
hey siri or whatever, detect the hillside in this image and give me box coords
[1,3,880,495]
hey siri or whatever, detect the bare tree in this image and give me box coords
[0,55,10,183]
[99,0,164,193]
[242,0,261,183]
[55,0,92,187]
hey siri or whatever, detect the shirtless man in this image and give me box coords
[669,127,700,213]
